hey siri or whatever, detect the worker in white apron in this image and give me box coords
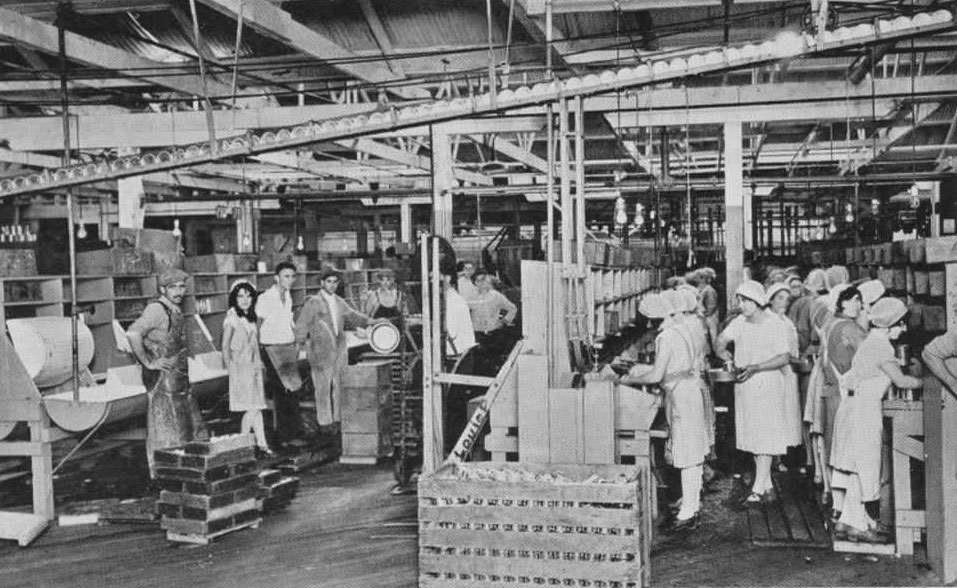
[623,292,709,532]
[829,297,921,542]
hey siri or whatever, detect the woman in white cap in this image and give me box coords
[715,280,791,503]
[766,282,804,466]
[623,292,710,532]
[829,298,921,542]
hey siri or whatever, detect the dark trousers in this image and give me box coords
[261,346,301,444]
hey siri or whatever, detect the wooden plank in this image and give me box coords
[419,477,637,504]
[547,388,583,463]
[418,554,643,583]
[772,476,813,542]
[433,373,495,387]
[583,377,616,464]
[517,354,549,463]
[420,504,640,529]
[897,509,926,528]
[892,433,925,461]
[419,528,639,553]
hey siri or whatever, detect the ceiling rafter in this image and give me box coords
[0,7,248,102]
[195,0,427,100]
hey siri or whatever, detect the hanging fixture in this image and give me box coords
[908,183,921,208]
[296,235,305,252]
[172,218,183,238]
[844,202,855,223]
[828,216,838,235]
[634,203,645,228]
[76,223,87,239]
[614,195,628,228]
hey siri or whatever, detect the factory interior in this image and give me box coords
[1,0,957,586]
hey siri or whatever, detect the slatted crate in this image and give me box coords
[418,462,652,588]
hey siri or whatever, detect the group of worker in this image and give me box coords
[127,263,410,476]
[622,264,957,544]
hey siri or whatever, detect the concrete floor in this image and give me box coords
[0,462,947,587]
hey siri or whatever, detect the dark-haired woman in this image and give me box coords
[222,280,272,455]
[715,280,791,503]
[830,298,920,542]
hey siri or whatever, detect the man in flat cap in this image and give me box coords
[294,267,373,436]
[127,268,208,476]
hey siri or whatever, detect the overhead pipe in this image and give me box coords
[2,8,952,198]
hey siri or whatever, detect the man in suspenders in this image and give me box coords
[127,268,208,476]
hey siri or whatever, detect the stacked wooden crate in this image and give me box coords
[153,434,262,545]
[340,360,393,464]
[256,468,300,514]
[418,462,652,588]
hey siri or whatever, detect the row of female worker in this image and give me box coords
[623,274,921,542]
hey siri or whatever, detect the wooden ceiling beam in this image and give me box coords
[0,7,243,101]
[195,0,427,100]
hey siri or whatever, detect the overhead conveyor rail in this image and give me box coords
[0,8,952,198]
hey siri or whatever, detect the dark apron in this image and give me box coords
[143,300,208,474]
[371,290,403,322]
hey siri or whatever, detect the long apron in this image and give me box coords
[143,302,208,474]
[829,373,888,501]
[662,326,709,468]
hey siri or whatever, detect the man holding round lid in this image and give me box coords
[127,268,208,475]
[294,266,373,435]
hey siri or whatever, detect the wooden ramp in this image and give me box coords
[746,471,831,549]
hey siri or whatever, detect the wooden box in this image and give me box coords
[112,228,182,273]
[77,248,154,276]
[418,462,652,588]
[929,271,946,297]
[0,247,37,276]
[914,271,930,295]
[184,254,258,274]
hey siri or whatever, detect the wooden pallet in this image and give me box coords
[746,471,831,549]
[166,517,262,545]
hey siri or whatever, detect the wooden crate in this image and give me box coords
[418,462,651,588]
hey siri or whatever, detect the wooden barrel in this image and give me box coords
[6,318,94,388]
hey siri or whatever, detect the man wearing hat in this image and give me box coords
[127,268,208,475]
[294,267,373,435]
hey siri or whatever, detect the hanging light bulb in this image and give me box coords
[76,223,88,239]
[614,196,628,228]
[871,198,881,215]
[908,183,921,209]
[171,218,182,238]
[844,202,855,224]
[634,203,645,228]
[828,216,838,235]
[296,235,305,252]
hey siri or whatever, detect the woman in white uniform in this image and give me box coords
[830,297,921,542]
[766,283,804,455]
[623,292,710,531]
[715,280,791,503]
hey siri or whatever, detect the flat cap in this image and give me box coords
[158,268,189,287]
[869,297,908,328]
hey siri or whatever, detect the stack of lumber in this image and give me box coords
[256,469,300,514]
[153,434,262,545]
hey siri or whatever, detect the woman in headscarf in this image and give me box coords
[766,282,804,463]
[623,292,710,531]
[715,280,792,503]
[830,298,921,542]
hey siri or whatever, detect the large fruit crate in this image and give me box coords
[418,462,651,588]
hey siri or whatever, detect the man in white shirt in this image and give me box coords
[257,261,303,447]
[442,269,478,454]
